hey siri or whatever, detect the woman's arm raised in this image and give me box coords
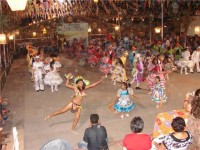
[65,77,75,89]
[85,77,104,90]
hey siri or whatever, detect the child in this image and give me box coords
[131,53,144,89]
[44,60,63,92]
[110,58,128,85]
[151,76,167,109]
[113,82,135,119]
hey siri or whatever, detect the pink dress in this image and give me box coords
[146,62,165,90]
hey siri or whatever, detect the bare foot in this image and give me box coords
[45,115,50,121]
[71,130,78,134]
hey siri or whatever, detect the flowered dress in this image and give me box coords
[99,56,112,75]
[151,82,167,103]
[146,61,165,90]
[111,64,128,82]
[162,131,192,150]
[114,88,135,112]
[131,60,144,83]
[44,64,63,86]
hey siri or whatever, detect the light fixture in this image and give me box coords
[195,26,200,34]
[93,0,98,3]
[6,0,28,11]
[33,32,36,37]
[155,27,161,33]
[115,26,120,31]
[0,34,6,44]
[98,28,101,32]
[88,27,92,33]
[9,35,14,40]
[43,28,47,34]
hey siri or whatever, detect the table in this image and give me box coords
[152,109,189,138]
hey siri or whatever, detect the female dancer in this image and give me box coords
[110,58,128,85]
[113,82,135,119]
[44,60,63,92]
[45,73,104,134]
[151,76,167,109]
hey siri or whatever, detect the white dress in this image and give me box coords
[44,65,63,86]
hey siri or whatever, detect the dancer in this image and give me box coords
[130,53,144,89]
[150,76,167,109]
[99,53,112,78]
[44,60,63,92]
[163,56,177,80]
[45,74,104,134]
[128,46,136,69]
[146,54,165,91]
[32,56,45,92]
[110,58,128,85]
[113,82,135,119]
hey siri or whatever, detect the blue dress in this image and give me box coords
[114,88,135,112]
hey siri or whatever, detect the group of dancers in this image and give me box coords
[25,40,200,133]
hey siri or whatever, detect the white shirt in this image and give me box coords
[191,51,200,62]
[33,61,44,73]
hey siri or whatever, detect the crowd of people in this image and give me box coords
[0,96,10,150]
[23,32,200,150]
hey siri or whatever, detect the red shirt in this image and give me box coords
[122,133,152,150]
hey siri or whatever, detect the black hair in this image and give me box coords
[130,117,144,133]
[155,76,160,81]
[152,57,158,65]
[50,59,55,70]
[121,82,131,90]
[90,114,99,124]
[75,79,86,91]
[195,89,200,97]
[117,58,124,68]
[171,117,186,132]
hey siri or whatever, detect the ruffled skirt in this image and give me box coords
[44,72,63,85]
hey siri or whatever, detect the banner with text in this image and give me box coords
[57,23,88,45]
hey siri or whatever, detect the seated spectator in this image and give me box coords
[154,117,192,150]
[184,89,200,112]
[187,96,200,150]
[122,116,152,150]
[82,114,108,150]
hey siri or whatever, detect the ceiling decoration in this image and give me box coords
[1,0,200,29]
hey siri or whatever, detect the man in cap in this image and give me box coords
[32,56,45,92]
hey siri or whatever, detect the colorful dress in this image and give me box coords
[151,82,167,103]
[111,64,128,82]
[99,56,112,75]
[131,60,144,84]
[146,61,165,90]
[114,88,135,112]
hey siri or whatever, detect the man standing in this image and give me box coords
[83,114,108,150]
[191,46,200,73]
[33,56,45,92]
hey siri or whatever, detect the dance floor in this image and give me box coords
[2,56,200,150]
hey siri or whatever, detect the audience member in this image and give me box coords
[154,117,192,150]
[187,96,200,150]
[82,114,108,150]
[122,116,152,150]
